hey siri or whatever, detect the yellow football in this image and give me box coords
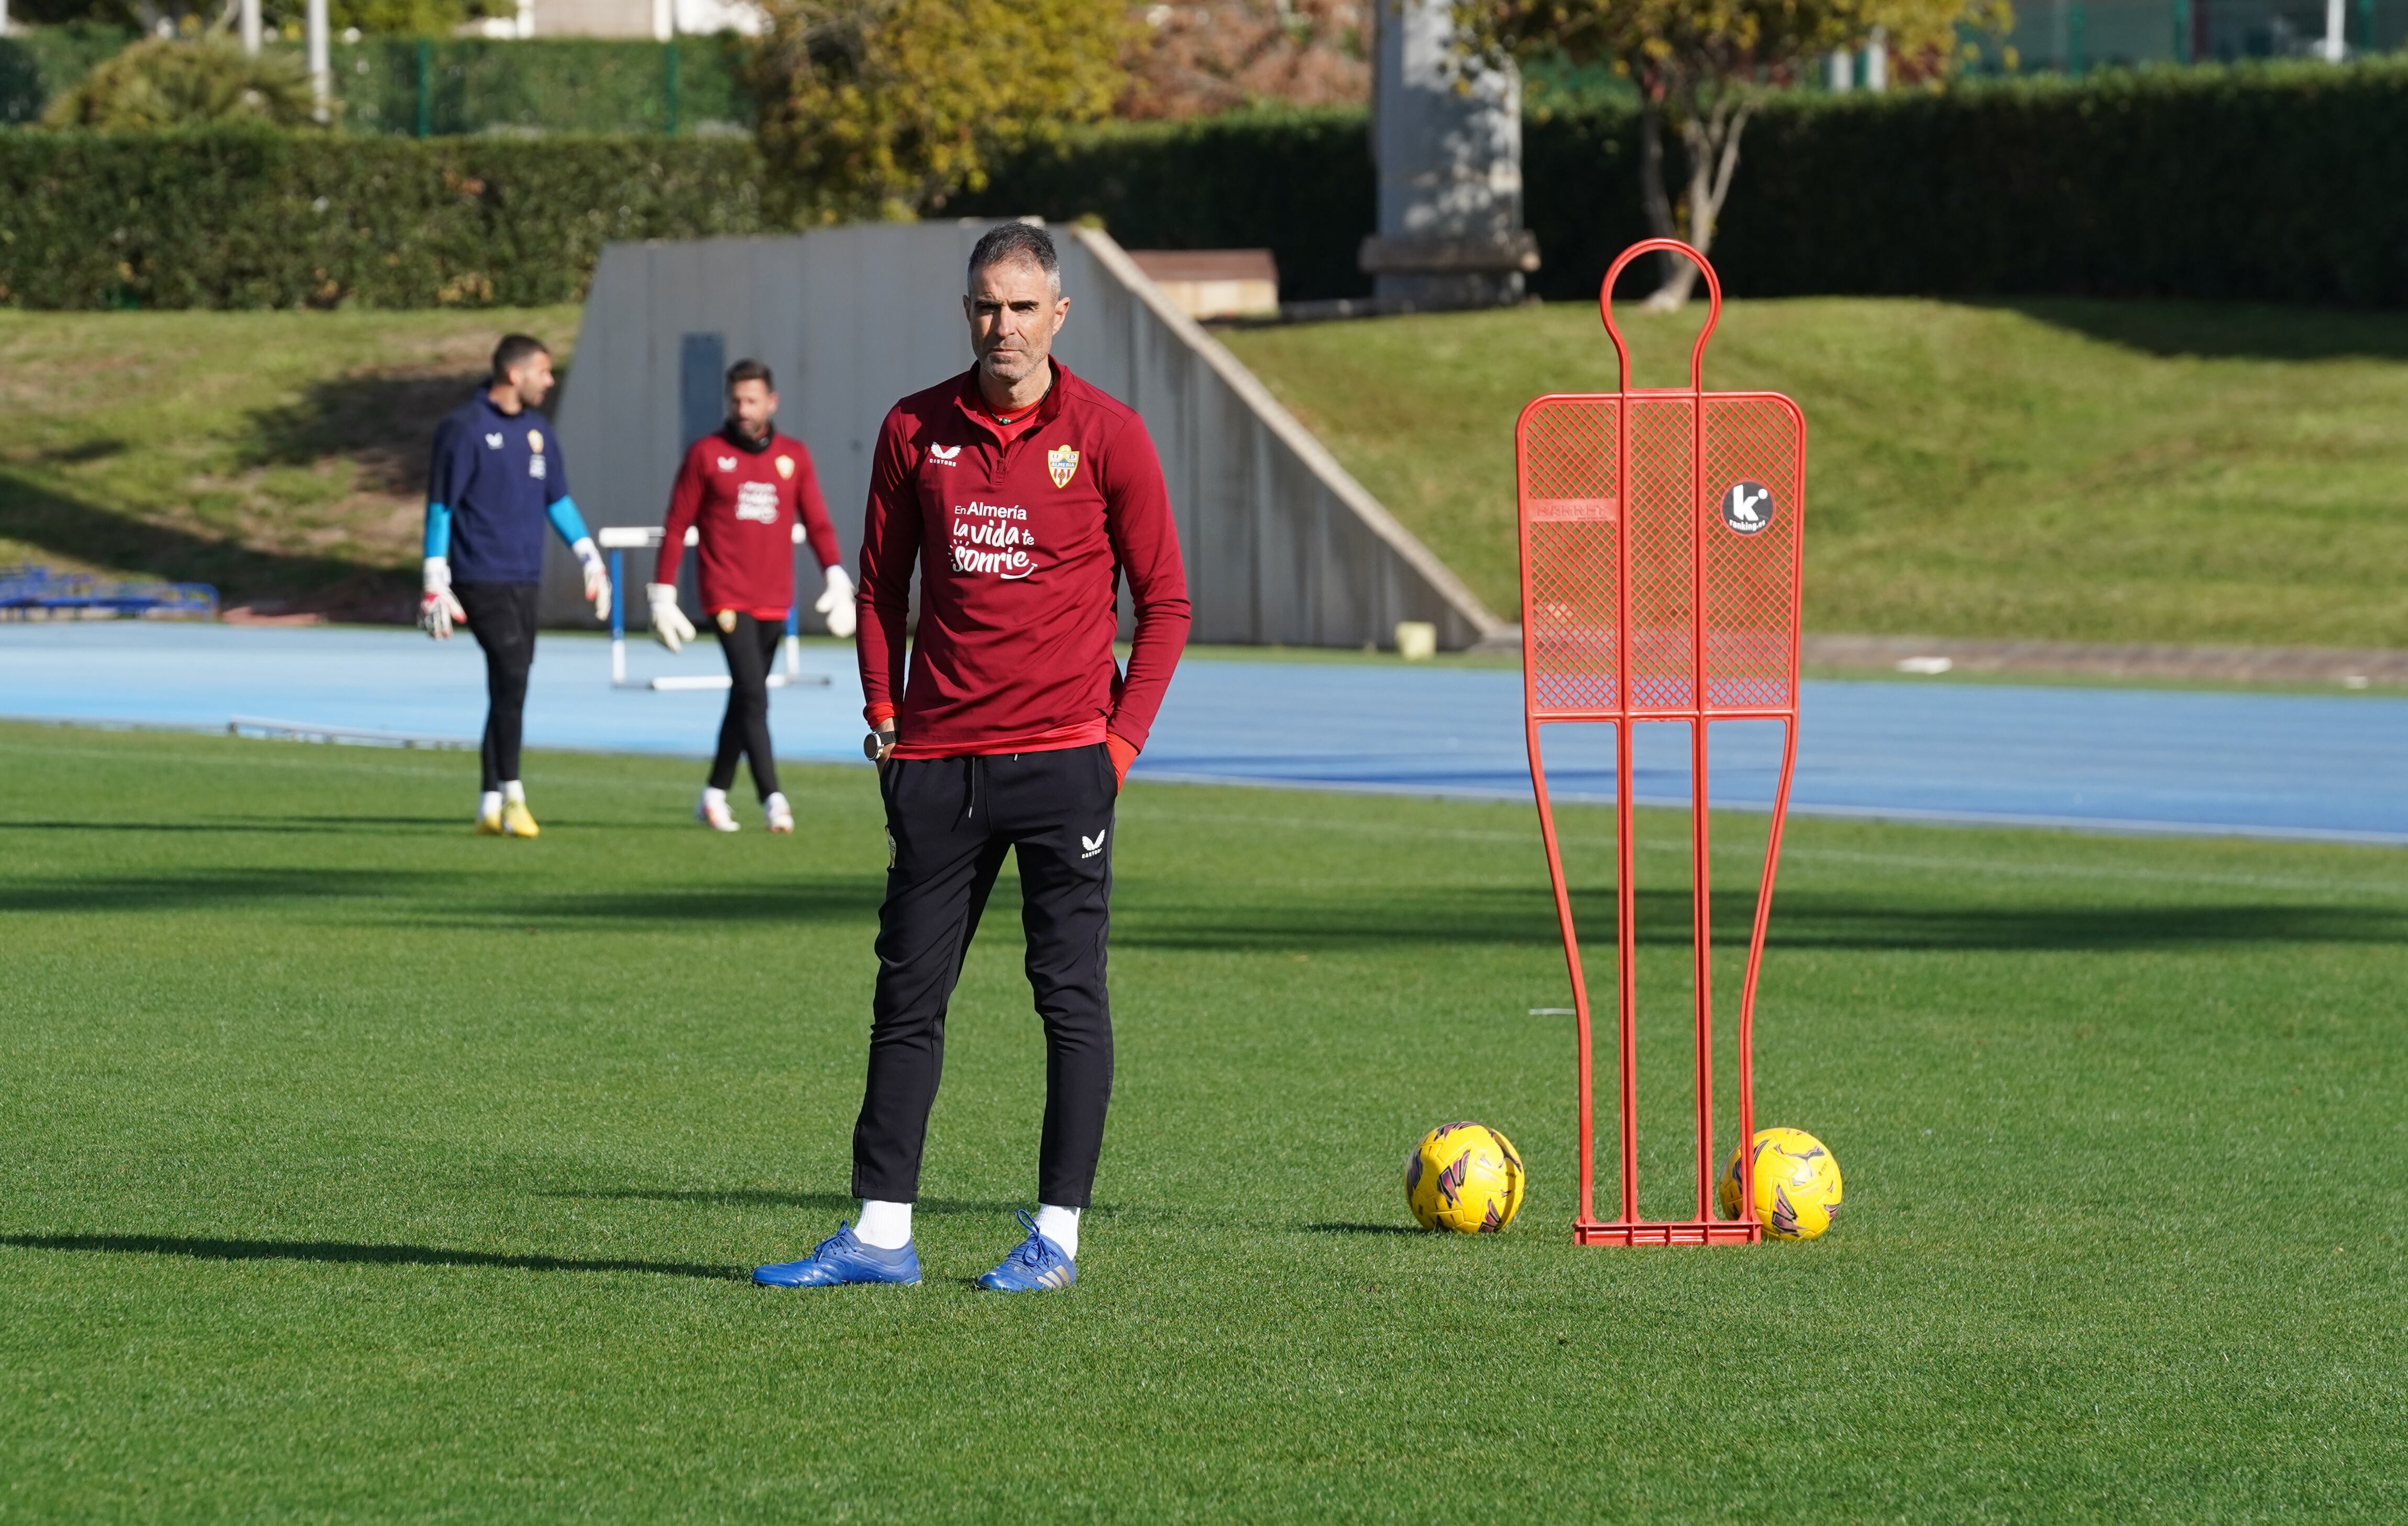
[1405,1121,1525,1233]
[1718,1127,1843,1240]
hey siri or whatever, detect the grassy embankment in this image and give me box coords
[0,307,578,615]
[1,722,2404,1518]
[6,299,2407,646]
[1224,299,2408,647]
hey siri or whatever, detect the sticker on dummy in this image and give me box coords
[949,500,1037,580]
[1047,445,1079,489]
[1720,481,1774,535]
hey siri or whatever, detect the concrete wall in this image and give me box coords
[545,222,1503,650]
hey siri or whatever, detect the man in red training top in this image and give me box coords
[647,357,853,833]
[752,223,1190,1294]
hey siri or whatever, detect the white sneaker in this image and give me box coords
[764,793,794,834]
[696,791,739,832]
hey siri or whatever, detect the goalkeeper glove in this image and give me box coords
[572,537,611,622]
[647,583,696,654]
[815,565,857,640]
[419,557,466,640]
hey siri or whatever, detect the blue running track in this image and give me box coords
[3,622,2403,845]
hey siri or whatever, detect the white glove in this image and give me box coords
[648,582,695,654]
[572,536,611,623]
[815,564,857,640]
[419,556,465,640]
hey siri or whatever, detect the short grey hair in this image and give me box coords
[967,222,1061,297]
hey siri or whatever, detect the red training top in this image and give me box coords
[857,361,1191,759]
[656,428,842,619]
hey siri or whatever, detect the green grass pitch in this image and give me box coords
[2,720,2403,1520]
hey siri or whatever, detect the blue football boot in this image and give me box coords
[752,1222,921,1288]
[976,1210,1077,1292]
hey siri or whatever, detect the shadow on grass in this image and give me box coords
[0,818,456,836]
[240,370,490,495]
[1995,298,2408,362]
[1115,883,2408,953]
[0,867,885,925]
[0,1233,742,1281]
[8,865,2399,952]
[1301,1223,1425,1237]
[549,1189,1026,1216]
[0,469,406,613]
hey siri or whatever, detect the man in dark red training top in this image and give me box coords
[647,357,852,834]
[753,223,1191,1293]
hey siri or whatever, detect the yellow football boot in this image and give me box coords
[501,799,541,838]
[475,802,504,835]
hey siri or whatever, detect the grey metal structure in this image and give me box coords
[544,221,1504,650]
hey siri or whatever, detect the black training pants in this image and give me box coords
[454,580,538,792]
[853,745,1119,1209]
[709,612,783,799]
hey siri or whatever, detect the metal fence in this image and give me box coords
[1972,0,2408,69]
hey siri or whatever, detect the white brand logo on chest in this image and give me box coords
[483,433,503,449]
[929,444,961,467]
[717,456,738,472]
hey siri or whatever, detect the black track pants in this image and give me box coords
[455,580,538,792]
[709,612,783,799]
[852,745,1119,1209]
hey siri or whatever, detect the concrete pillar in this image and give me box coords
[240,0,261,54]
[306,0,329,122]
[1865,27,1888,90]
[1358,0,1536,311]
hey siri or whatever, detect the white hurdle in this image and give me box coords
[598,524,830,690]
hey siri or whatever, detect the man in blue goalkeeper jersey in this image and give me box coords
[420,334,609,837]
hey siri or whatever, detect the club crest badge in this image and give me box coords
[1047,444,1080,489]
[716,609,737,633]
[527,430,545,453]
[775,455,795,480]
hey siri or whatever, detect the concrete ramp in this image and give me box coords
[548,223,1503,650]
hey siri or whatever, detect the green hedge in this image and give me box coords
[0,130,768,309]
[7,60,2407,312]
[1709,61,2408,305]
[970,60,2408,308]
[956,108,1375,302]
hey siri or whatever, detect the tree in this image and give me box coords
[747,0,1131,223]
[41,36,317,127]
[1121,0,1369,120]
[1458,0,2001,306]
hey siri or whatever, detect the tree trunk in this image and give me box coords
[1644,92,1755,311]
[1635,91,1680,297]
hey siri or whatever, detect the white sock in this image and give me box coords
[502,780,526,804]
[855,1199,912,1249]
[479,791,502,819]
[764,791,788,814]
[1033,1204,1080,1260]
[702,786,729,809]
